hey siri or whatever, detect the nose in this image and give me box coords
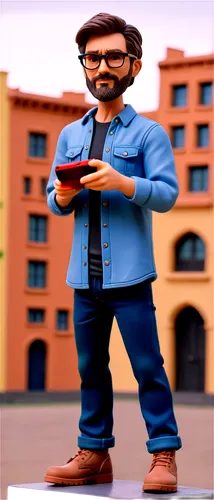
[97,57,109,74]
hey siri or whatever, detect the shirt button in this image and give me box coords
[89,117,92,121]
[123,151,128,156]
[103,223,108,228]
[103,242,108,248]
[70,152,74,156]
[83,245,87,250]
[105,148,110,153]
[85,145,89,150]
[83,262,87,266]
[104,260,110,266]
[89,129,92,133]
[115,118,119,123]
[110,131,114,135]
[84,223,88,227]
[102,201,108,207]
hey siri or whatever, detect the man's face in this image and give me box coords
[84,33,136,102]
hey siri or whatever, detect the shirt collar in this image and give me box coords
[81,104,137,127]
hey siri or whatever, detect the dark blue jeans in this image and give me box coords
[74,277,182,453]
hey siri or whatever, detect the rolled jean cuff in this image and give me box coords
[78,435,115,450]
[146,435,182,454]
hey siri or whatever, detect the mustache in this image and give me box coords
[92,73,119,84]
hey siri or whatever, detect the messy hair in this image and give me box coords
[75,12,143,59]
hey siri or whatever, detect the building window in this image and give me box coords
[23,177,31,194]
[28,308,45,323]
[29,215,47,242]
[28,261,47,288]
[29,132,47,158]
[56,310,69,331]
[40,178,48,196]
[171,126,185,148]
[200,83,213,105]
[188,166,208,192]
[175,233,205,271]
[172,85,187,107]
[197,124,209,148]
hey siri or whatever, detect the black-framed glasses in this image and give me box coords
[78,51,137,70]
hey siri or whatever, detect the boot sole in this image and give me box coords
[44,472,113,486]
[143,483,177,493]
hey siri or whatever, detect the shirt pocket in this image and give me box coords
[113,146,139,176]
[65,146,83,163]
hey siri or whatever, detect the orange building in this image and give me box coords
[110,49,213,395]
[0,72,9,391]
[4,91,91,392]
[0,48,213,395]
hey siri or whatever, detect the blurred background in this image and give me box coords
[0,1,213,499]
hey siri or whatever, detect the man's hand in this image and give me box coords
[54,179,81,207]
[80,159,135,198]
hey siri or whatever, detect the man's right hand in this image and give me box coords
[54,179,82,207]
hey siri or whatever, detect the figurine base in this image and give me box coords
[7,479,214,499]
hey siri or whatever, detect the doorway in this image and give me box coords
[28,339,46,391]
[175,307,205,392]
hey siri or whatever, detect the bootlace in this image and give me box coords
[150,451,174,471]
[67,449,89,464]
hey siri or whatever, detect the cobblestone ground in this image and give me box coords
[1,401,213,499]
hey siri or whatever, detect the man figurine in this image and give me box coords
[44,12,182,493]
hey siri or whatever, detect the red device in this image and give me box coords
[55,160,96,189]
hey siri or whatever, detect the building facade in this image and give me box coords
[1,48,213,394]
[0,72,9,391]
[110,49,214,394]
[4,90,91,391]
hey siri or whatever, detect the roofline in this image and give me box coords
[8,88,92,111]
[159,53,214,69]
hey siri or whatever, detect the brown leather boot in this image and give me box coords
[143,450,177,493]
[44,449,113,486]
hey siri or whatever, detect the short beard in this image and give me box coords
[85,65,133,102]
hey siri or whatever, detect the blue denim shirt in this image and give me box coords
[47,104,179,289]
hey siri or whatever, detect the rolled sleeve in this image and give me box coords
[127,177,152,205]
[47,190,75,216]
[126,124,179,213]
[46,126,75,217]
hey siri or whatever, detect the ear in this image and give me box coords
[132,59,142,78]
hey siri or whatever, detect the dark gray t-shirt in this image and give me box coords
[89,120,110,277]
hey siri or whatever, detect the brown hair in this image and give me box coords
[75,12,142,59]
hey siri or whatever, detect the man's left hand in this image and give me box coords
[80,159,122,191]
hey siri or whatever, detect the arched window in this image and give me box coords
[175,233,205,271]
